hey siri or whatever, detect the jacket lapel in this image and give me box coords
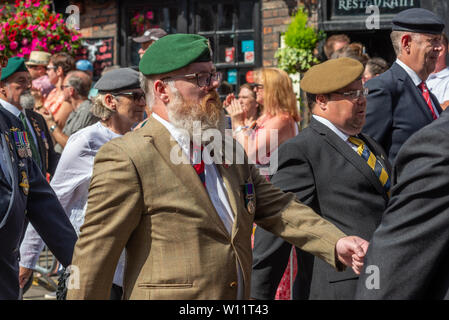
[141,116,231,238]
[393,62,436,122]
[310,118,388,197]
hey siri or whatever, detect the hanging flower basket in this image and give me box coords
[0,0,82,59]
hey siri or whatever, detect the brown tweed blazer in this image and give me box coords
[67,116,346,300]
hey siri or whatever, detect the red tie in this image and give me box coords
[418,82,437,120]
[192,145,206,187]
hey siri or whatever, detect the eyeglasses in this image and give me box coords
[111,91,146,102]
[46,66,57,70]
[252,83,264,90]
[333,88,369,100]
[161,71,222,88]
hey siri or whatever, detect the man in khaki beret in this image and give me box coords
[67,35,369,300]
[252,57,392,300]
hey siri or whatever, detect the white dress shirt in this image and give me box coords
[152,113,244,299]
[313,115,359,153]
[426,67,449,105]
[19,122,126,287]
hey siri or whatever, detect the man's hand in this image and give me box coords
[19,266,33,288]
[335,236,369,274]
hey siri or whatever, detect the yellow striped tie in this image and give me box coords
[348,136,390,197]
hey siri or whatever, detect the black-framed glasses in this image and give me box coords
[333,88,369,100]
[252,83,264,90]
[111,91,146,102]
[161,71,222,88]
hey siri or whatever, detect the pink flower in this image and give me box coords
[34,2,41,7]
[10,41,18,50]
[24,3,30,8]
[22,38,28,46]
[146,11,153,19]
[51,24,56,30]
[72,35,79,41]
[0,44,5,51]
[27,25,38,31]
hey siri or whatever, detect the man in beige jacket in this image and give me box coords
[67,34,368,300]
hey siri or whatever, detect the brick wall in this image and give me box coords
[261,0,298,67]
[79,0,118,64]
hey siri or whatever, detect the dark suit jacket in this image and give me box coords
[355,109,449,300]
[362,62,441,163]
[0,108,76,300]
[24,109,59,177]
[251,118,391,300]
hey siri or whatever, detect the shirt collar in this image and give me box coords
[313,115,350,142]
[428,67,449,80]
[395,58,423,86]
[152,112,191,156]
[0,98,23,118]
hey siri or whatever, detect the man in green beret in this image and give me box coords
[0,56,59,178]
[252,57,391,300]
[68,35,369,300]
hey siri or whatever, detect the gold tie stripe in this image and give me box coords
[348,136,390,197]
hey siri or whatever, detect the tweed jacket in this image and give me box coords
[67,116,347,300]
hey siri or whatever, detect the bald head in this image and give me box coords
[64,70,92,98]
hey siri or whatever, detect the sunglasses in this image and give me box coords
[111,91,146,102]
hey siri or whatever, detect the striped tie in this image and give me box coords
[418,82,437,120]
[192,144,206,187]
[348,136,390,197]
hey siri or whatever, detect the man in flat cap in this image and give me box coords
[67,34,369,300]
[251,57,391,300]
[133,28,168,59]
[362,8,444,163]
[0,57,59,178]
[20,68,145,299]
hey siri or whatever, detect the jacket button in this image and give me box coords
[229,281,237,288]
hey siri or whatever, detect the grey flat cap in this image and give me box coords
[392,8,445,34]
[94,67,141,93]
[133,28,168,43]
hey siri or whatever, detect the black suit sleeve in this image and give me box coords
[26,158,77,267]
[362,79,393,151]
[251,141,317,299]
[355,120,449,299]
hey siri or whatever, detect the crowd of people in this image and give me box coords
[1,7,449,301]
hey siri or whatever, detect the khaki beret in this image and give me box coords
[300,57,364,94]
[139,34,211,76]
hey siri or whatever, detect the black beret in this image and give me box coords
[94,68,140,93]
[392,8,445,34]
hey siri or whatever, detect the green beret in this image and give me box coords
[1,57,29,81]
[139,34,211,75]
[301,57,364,94]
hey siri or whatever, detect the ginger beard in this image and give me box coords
[166,83,225,137]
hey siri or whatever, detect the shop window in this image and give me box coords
[194,0,260,96]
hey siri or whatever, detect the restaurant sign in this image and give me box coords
[333,0,420,16]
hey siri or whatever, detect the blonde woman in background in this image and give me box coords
[227,67,300,165]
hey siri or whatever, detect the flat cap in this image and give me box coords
[94,67,140,93]
[301,57,364,94]
[1,57,29,81]
[133,28,168,43]
[392,8,444,34]
[139,34,212,76]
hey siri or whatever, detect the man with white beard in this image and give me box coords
[0,57,59,177]
[67,34,369,300]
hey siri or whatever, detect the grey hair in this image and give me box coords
[390,31,419,57]
[140,73,155,110]
[91,93,114,120]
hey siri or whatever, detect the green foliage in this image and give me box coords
[276,8,325,74]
